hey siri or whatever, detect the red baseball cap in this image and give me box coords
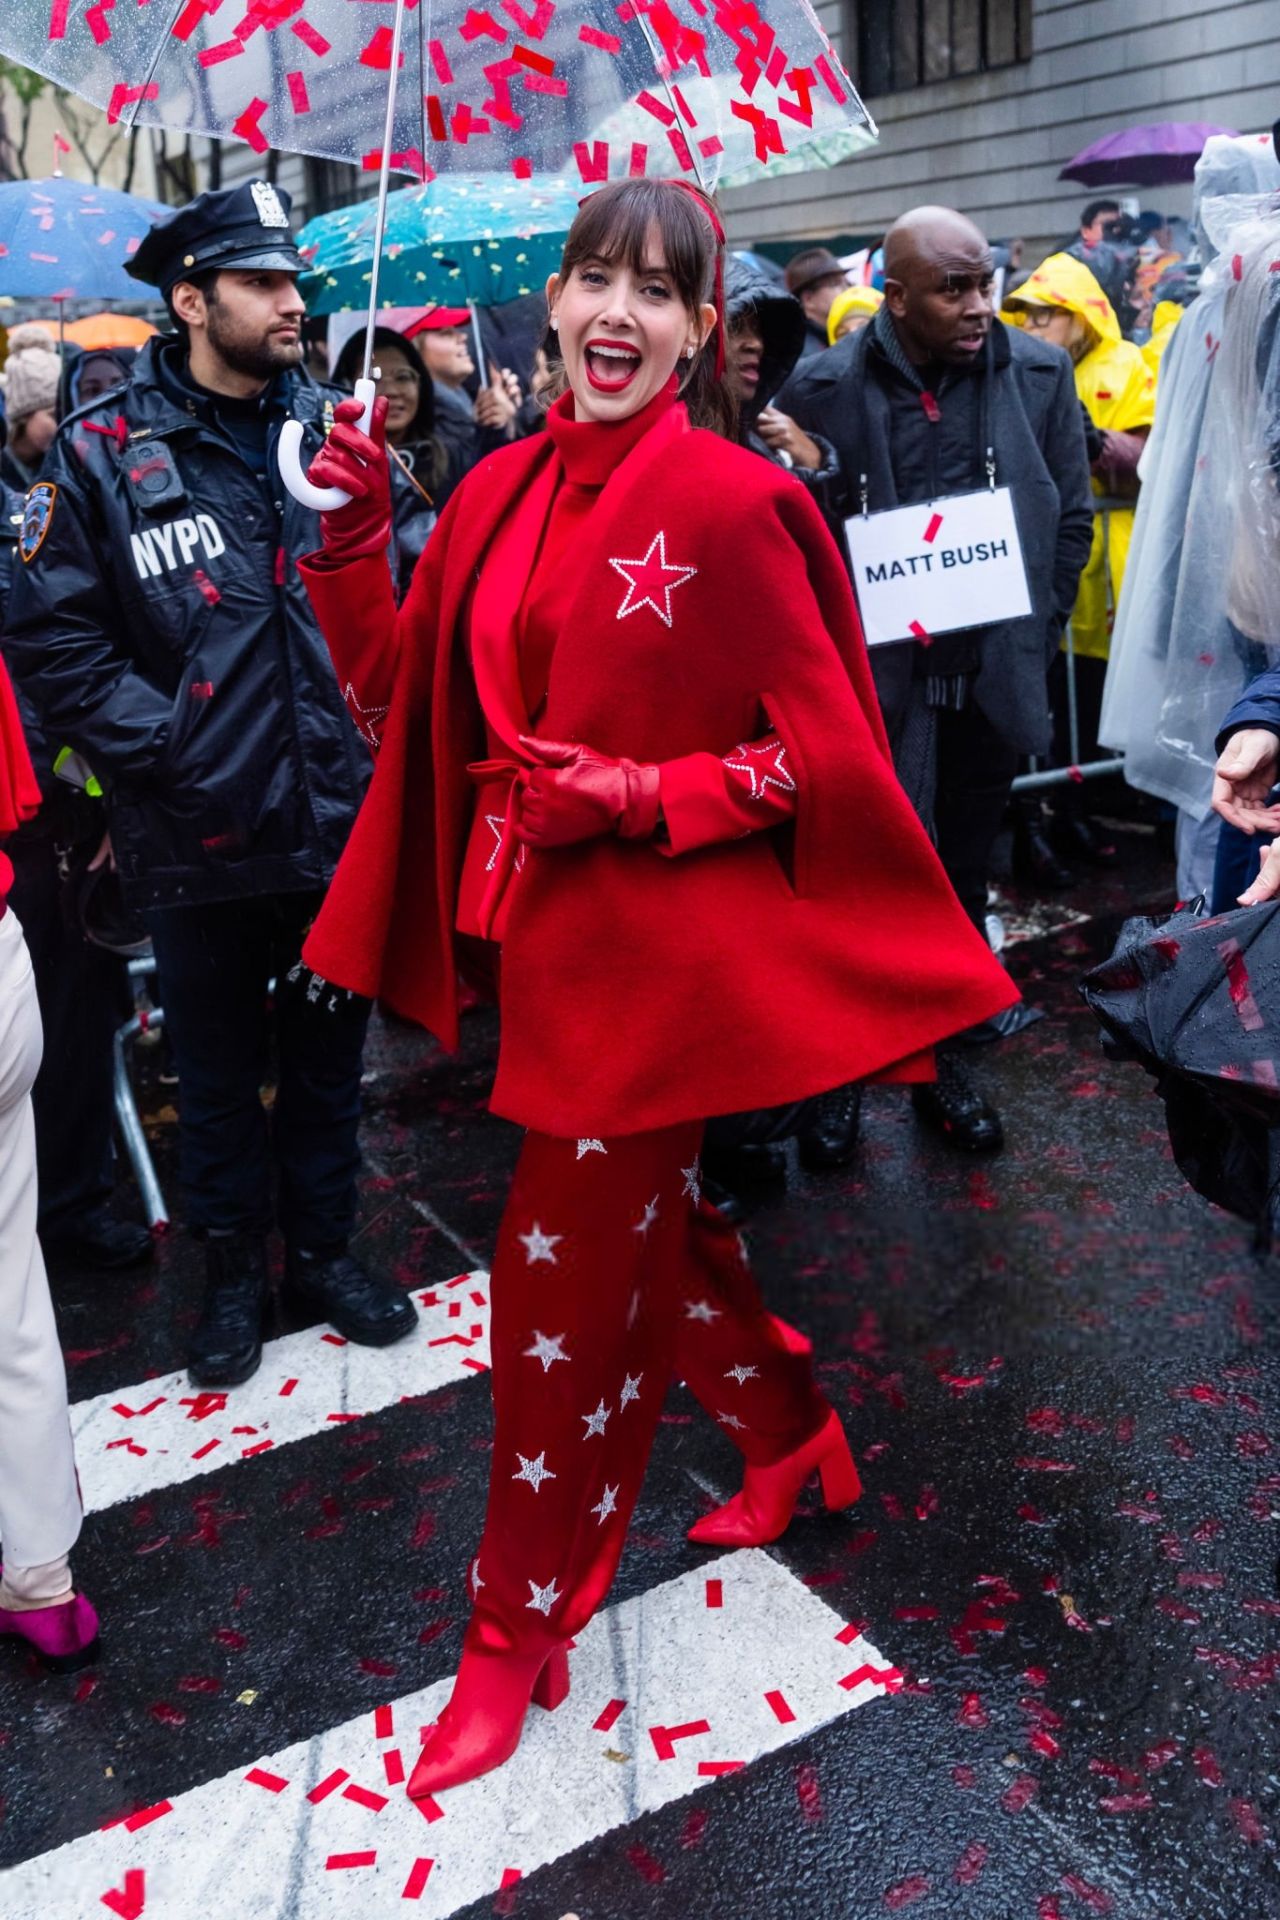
[404,306,472,337]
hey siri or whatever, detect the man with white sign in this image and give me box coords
[779,207,1092,1154]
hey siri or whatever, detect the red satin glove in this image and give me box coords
[310,395,393,563]
[515,735,661,849]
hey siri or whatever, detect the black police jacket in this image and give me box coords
[2,338,432,911]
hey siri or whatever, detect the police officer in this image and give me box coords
[4,181,432,1387]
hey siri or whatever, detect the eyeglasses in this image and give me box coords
[1018,307,1059,330]
[373,368,421,388]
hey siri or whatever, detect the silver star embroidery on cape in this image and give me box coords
[342,683,389,748]
[513,1449,557,1491]
[526,1576,562,1617]
[724,1364,760,1385]
[576,1138,607,1160]
[524,1330,569,1372]
[685,1299,722,1323]
[591,1483,619,1524]
[609,530,697,628]
[581,1398,611,1438]
[483,813,526,874]
[681,1159,702,1206]
[722,738,797,802]
[717,1410,747,1431]
[517,1223,562,1265]
[619,1372,642,1408]
[633,1195,660,1237]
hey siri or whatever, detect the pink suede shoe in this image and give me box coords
[0,1592,100,1673]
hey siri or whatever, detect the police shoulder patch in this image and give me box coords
[19,482,57,565]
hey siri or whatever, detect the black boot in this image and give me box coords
[700,1139,787,1215]
[1048,812,1119,868]
[1011,810,1076,890]
[43,1207,153,1272]
[188,1235,269,1387]
[797,1084,863,1171]
[285,1245,417,1347]
[911,1053,1003,1154]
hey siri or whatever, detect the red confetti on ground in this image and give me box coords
[839,1663,904,1692]
[697,1759,745,1775]
[414,1792,445,1823]
[499,1867,522,1888]
[1001,1775,1037,1814]
[1230,1798,1266,1844]
[593,1697,626,1733]
[681,1807,709,1849]
[343,1783,388,1812]
[650,1719,711,1760]
[1061,1873,1114,1912]
[403,1858,434,1899]
[884,1874,930,1909]
[100,1870,146,1920]
[245,1768,288,1793]
[306,1768,348,1804]
[321,1333,347,1346]
[952,1765,976,1788]
[622,1843,665,1883]
[1143,1738,1180,1771]
[279,1378,298,1396]
[122,1801,171,1831]
[957,1691,988,1728]
[705,1578,723,1608]
[795,1762,823,1821]
[325,1851,376,1869]
[241,1440,273,1458]
[1193,1746,1224,1787]
[148,1703,185,1728]
[374,1703,394,1739]
[1029,1729,1061,1759]
[382,1749,405,1786]
[954,1840,987,1884]
[1037,1900,1065,1920]
[359,1657,397,1677]
[764,1689,796,1724]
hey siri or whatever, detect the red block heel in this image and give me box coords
[407,1637,571,1800]
[531,1642,570,1711]
[687,1407,861,1549]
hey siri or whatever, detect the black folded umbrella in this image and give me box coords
[1080,900,1280,1233]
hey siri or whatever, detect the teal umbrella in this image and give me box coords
[297,173,582,316]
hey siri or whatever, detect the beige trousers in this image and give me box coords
[0,909,80,1596]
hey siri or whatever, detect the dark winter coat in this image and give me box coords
[1217,665,1280,750]
[2,337,431,911]
[725,254,841,494]
[777,315,1094,755]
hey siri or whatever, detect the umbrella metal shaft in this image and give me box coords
[362,0,410,384]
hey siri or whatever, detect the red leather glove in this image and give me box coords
[309,395,393,563]
[515,735,661,848]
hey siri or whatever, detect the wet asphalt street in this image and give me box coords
[1,820,1278,1920]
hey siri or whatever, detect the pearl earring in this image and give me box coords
[550,317,559,330]
[683,345,694,359]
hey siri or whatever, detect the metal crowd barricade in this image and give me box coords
[116,953,169,1234]
[1011,497,1126,794]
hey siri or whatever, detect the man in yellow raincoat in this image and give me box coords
[1004,253,1156,661]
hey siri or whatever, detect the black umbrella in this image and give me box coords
[1080,900,1280,1234]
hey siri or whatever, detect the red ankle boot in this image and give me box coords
[688,1406,861,1548]
[407,1638,570,1799]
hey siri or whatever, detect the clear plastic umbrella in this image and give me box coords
[1,0,875,501]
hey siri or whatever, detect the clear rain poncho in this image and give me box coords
[1099,132,1280,820]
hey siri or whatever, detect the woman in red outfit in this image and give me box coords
[298,178,1015,1797]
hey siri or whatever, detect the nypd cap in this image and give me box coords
[127,180,304,296]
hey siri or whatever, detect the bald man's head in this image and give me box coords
[881,206,994,368]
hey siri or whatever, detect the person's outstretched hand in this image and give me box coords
[515,735,660,847]
[1212,727,1280,833]
[310,394,393,562]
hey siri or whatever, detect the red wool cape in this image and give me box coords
[302,403,1017,1138]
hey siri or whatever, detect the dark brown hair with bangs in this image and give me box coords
[554,177,737,438]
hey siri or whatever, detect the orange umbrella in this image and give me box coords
[63,313,157,350]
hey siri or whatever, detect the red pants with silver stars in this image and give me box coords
[465,1125,828,1653]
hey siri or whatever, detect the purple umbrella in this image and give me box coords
[1059,121,1237,188]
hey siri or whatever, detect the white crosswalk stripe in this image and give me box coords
[71,1274,491,1515]
[0,1550,901,1919]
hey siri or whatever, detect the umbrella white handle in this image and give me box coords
[277,376,376,513]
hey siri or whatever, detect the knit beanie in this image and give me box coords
[2,325,62,426]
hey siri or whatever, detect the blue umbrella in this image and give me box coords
[0,174,167,301]
[296,173,583,316]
